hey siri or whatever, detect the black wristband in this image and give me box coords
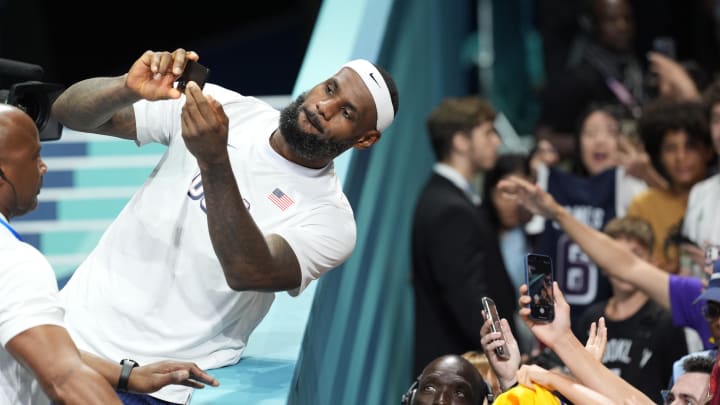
[118,359,139,392]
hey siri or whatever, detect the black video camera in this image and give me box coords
[0,58,64,142]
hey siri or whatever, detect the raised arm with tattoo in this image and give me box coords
[52,49,301,292]
[180,83,300,291]
[51,49,199,139]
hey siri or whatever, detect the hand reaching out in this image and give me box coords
[496,176,562,220]
[584,317,607,362]
[126,49,200,101]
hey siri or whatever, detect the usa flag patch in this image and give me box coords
[268,188,294,211]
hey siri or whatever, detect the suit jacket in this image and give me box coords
[411,173,517,376]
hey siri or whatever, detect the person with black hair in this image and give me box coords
[528,103,657,324]
[664,355,714,405]
[567,103,656,215]
[51,48,400,404]
[626,99,715,273]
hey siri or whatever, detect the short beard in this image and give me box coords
[278,92,354,163]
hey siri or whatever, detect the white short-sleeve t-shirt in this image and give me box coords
[59,84,356,403]
[683,174,720,246]
[0,214,65,405]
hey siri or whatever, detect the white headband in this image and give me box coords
[342,59,394,132]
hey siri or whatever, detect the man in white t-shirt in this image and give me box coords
[52,48,399,404]
[682,80,720,258]
[0,105,218,404]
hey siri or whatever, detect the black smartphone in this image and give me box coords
[481,296,510,359]
[525,253,555,322]
[652,36,676,59]
[176,60,210,92]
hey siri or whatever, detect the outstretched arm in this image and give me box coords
[51,49,199,140]
[498,176,671,309]
[6,325,122,404]
[80,351,219,393]
[516,364,623,405]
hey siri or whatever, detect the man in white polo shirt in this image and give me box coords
[52,48,399,404]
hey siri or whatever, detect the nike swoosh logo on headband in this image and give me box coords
[369,72,379,86]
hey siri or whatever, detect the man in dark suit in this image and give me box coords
[410,96,517,377]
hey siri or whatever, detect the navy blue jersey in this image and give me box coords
[538,167,615,324]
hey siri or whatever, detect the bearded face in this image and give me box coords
[278,92,355,163]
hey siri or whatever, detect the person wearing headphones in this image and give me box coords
[402,354,491,405]
[0,104,218,404]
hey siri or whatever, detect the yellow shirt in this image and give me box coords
[626,188,687,273]
[494,384,561,404]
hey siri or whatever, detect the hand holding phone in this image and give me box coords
[481,297,510,360]
[176,60,210,92]
[525,253,555,323]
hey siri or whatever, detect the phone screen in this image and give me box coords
[481,297,510,359]
[525,253,555,322]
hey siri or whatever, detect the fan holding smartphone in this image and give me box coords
[481,297,510,360]
[525,253,555,322]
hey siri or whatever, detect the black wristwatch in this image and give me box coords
[118,358,140,392]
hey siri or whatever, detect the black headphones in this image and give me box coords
[400,376,419,405]
[400,375,491,405]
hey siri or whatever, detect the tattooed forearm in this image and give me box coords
[199,159,300,291]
